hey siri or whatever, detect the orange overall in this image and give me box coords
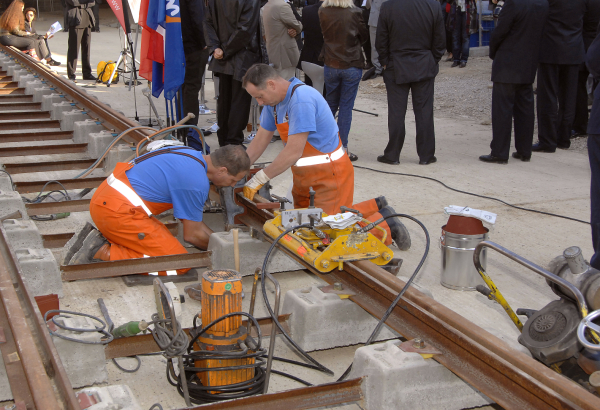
[89,149,205,275]
[277,85,393,245]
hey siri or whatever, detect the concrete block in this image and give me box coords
[15,248,63,297]
[17,73,37,87]
[7,67,27,78]
[208,230,304,276]
[61,110,91,131]
[3,219,43,249]
[51,101,79,120]
[0,174,12,191]
[76,385,142,410]
[32,86,56,102]
[470,46,489,57]
[24,80,43,94]
[42,93,67,111]
[281,286,398,351]
[102,143,135,172]
[0,61,16,71]
[348,340,492,410]
[88,130,118,159]
[52,315,108,388]
[0,190,27,219]
[73,119,106,143]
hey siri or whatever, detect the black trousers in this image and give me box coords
[182,48,210,126]
[490,82,534,159]
[0,35,50,59]
[216,73,252,146]
[382,70,435,162]
[536,63,579,150]
[589,135,600,269]
[573,66,591,135]
[67,27,92,78]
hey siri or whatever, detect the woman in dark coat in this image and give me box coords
[0,0,59,65]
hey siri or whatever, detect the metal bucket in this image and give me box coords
[440,225,488,291]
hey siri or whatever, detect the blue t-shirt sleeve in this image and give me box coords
[288,101,318,135]
[259,106,277,132]
[171,188,207,222]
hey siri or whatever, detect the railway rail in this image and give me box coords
[0,45,599,410]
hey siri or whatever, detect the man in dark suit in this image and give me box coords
[66,0,96,81]
[298,0,324,87]
[534,0,588,153]
[573,0,600,137]
[375,0,445,165]
[585,21,600,269]
[479,0,549,164]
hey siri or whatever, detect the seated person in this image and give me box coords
[0,0,60,66]
[23,6,60,66]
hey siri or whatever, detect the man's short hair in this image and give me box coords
[242,64,279,89]
[211,145,251,176]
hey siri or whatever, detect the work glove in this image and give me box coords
[243,169,270,201]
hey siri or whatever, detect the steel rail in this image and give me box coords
[61,252,213,281]
[232,191,600,410]
[174,378,364,410]
[1,46,154,143]
[0,223,79,409]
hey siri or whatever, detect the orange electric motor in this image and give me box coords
[194,269,255,391]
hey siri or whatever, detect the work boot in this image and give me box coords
[379,206,411,251]
[374,196,388,211]
[64,223,109,265]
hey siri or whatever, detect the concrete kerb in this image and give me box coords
[0,190,28,220]
[102,143,136,173]
[0,174,12,192]
[348,340,493,410]
[33,86,56,103]
[73,119,107,143]
[17,73,37,88]
[281,286,399,352]
[24,80,44,95]
[51,101,79,120]
[10,68,31,81]
[3,218,44,250]
[61,110,92,131]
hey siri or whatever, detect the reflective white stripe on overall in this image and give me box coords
[107,173,153,217]
[144,255,177,276]
[294,146,345,167]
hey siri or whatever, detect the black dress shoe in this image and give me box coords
[68,75,76,82]
[377,155,399,165]
[362,67,377,81]
[572,129,586,138]
[531,143,555,153]
[83,74,97,81]
[479,154,508,164]
[451,61,460,67]
[557,143,570,150]
[419,156,437,165]
[512,152,531,162]
[460,62,467,68]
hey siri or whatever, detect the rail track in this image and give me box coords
[0,45,599,410]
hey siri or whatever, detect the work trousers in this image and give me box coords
[0,34,50,59]
[536,63,579,150]
[369,25,382,74]
[573,66,592,135]
[382,70,436,163]
[67,27,92,78]
[216,73,252,147]
[182,48,210,126]
[490,82,535,159]
[589,135,600,270]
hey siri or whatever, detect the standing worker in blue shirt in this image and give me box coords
[241,63,411,250]
[64,145,251,275]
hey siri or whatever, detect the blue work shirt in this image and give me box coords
[126,148,209,222]
[259,78,340,153]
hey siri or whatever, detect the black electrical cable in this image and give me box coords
[353,165,590,225]
[148,312,188,357]
[44,310,114,345]
[111,356,141,373]
[337,213,430,382]
[269,370,312,386]
[261,223,335,376]
[148,404,163,410]
[174,312,267,404]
